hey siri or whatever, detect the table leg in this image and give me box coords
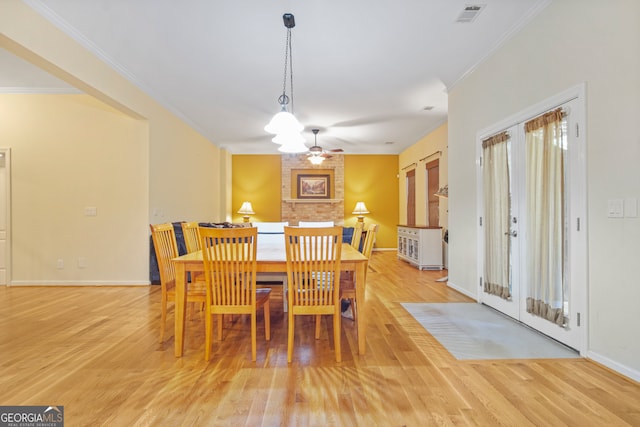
[174,263,187,357]
[355,261,367,355]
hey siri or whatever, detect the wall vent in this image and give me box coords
[456,5,485,23]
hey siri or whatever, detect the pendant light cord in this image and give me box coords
[279,28,295,114]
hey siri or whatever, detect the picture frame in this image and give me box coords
[297,174,331,199]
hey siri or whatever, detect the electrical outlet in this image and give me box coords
[78,257,87,269]
[57,259,64,269]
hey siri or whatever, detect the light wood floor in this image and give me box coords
[1,251,639,426]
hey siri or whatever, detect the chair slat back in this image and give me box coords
[361,223,378,258]
[150,223,179,290]
[284,226,342,308]
[181,221,201,253]
[350,222,364,249]
[199,226,258,307]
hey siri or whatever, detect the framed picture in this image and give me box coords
[297,174,331,199]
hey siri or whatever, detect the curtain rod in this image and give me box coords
[401,162,417,171]
[419,150,442,163]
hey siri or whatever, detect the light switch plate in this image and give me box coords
[608,199,624,218]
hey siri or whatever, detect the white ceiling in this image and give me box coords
[2,0,551,154]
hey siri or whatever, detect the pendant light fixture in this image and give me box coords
[265,13,307,153]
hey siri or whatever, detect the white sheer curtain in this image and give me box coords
[482,132,511,299]
[525,108,566,326]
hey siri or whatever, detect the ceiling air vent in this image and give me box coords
[456,4,485,23]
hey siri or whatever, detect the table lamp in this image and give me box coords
[352,202,370,223]
[237,201,255,223]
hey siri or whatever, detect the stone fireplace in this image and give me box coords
[281,154,344,225]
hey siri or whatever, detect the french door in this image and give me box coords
[477,91,586,352]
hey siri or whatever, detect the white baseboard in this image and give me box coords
[9,280,150,286]
[587,350,640,383]
[446,280,477,300]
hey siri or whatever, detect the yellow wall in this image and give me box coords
[232,155,282,223]
[398,123,448,229]
[231,154,399,248]
[344,155,398,248]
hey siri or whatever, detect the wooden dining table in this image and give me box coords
[172,241,369,357]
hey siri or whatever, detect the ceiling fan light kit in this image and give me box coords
[266,13,306,154]
[308,155,324,165]
[308,128,325,164]
[306,128,344,164]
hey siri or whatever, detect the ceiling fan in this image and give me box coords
[308,128,343,161]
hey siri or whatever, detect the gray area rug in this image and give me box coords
[401,302,579,360]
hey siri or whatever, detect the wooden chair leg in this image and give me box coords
[287,311,295,363]
[251,312,257,362]
[333,310,341,363]
[217,314,223,341]
[264,301,271,341]
[205,310,213,361]
[159,297,167,343]
[315,314,321,339]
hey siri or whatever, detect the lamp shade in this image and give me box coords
[352,202,370,215]
[237,201,255,215]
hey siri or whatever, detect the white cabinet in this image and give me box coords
[397,226,443,270]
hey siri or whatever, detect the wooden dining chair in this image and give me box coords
[350,221,365,250]
[181,221,201,253]
[150,223,206,343]
[199,226,271,361]
[284,225,343,363]
[181,221,207,286]
[340,223,378,322]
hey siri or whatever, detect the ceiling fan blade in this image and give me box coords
[328,148,344,153]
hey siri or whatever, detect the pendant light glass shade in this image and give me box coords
[278,140,308,153]
[271,129,305,145]
[265,107,303,135]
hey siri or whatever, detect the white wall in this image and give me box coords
[1,94,149,284]
[448,0,640,378]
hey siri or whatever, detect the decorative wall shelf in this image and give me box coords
[283,199,342,207]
